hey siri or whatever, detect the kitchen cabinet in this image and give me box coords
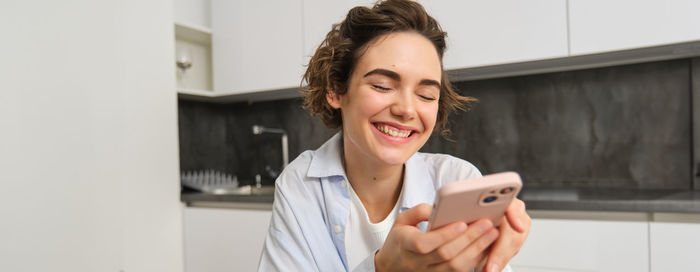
[211,0,305,95]
[303,0,569,70]
[183,206,272,272]
[174,0,211,29]
[569,0,700,55]
[649,215,700,271]
[302,0,375,64]
[510,217,649,272]
[420,0,569,69]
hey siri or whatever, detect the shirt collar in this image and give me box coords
[307,132,347,179]
[307,132,436,208]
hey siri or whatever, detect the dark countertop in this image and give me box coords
[520,188,700,213]
[181,188,700,213]
[182,191,274,204]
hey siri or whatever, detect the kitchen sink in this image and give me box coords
[209,185,274,195]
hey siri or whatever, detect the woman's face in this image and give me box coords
[327,31,441,167]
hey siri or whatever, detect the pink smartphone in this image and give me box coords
[427,171,522,231]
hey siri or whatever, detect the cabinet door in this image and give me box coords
[211,0,304,94]
[569,0,700,55]
[173,0,211,28]
[302,0,375,65]
[420,0,568,69]
[649,220,700,271]
[183,207,272,272]
[510,218,649,272]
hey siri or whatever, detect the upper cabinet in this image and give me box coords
[174,0,211,28]
[569,0,700,55]
[303,0,569,70]
[302,0,375,64]
[211,0,305,94]
[197,0,700,100]
[420,0,569,69]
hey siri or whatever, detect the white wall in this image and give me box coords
[0,0,183,271]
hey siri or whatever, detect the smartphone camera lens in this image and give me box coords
[483,195,498,203]
[500,187,514,194]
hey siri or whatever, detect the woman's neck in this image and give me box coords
[343,136,404,223]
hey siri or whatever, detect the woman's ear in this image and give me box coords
[326,91,342,109]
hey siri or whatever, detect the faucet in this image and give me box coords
[251,125,289,172]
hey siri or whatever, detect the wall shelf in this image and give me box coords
[178,87,301,103]
[175,21,212,45]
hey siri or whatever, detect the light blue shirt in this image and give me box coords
[258,133,483,271]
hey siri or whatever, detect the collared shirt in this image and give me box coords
[258,133,485,271]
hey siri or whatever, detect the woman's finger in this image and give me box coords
[406,221,468,254]
[422,219,494,264]
[430,227,499,271]
[485,216,529,272]
[505,199,528,233]
[395,203,433,227]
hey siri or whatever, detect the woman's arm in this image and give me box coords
[258,186,318,272]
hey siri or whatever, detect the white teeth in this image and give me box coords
[375,124,411,138]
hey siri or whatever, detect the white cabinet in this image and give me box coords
[203,0,700,98]
[649,217,700,271]
[511,218,649,272]
[211,0,305,94]
[420,0,569,69]
[303,0,569,70]
[569,0,700,55]
[183,207,272,272]
[302,0,375,64]
[174,0,211,28]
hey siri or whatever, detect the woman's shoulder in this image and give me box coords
[415,152,478,171]
[275,150,315,189]
[413,152,482,186]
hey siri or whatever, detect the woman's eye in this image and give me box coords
[371,84,391,91]
[419,95,437,101]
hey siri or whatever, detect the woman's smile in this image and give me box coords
[372,122,416,141]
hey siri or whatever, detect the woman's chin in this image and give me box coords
[374,152,412,167]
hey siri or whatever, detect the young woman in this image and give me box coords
[259,1,530,271]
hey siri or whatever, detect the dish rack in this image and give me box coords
[181,169,241,194]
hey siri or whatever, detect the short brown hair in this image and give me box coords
[302,0,475,136]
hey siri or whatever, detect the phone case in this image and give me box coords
[427,171,522,231]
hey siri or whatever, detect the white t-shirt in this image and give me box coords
[345,183,402,271]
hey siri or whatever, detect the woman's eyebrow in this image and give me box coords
[364,68,400,80]
[364,68,441,88]
[419,79,441,89]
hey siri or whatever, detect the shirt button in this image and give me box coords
[341,181,347,188]
[334,225,342,233]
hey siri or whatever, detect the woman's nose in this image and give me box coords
[390,92,416,120]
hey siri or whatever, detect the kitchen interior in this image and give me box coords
[3,0,699,271]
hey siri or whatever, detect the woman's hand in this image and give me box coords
[375,203,500,272]
[481,198,531,272]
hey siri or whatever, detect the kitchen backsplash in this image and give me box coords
[179,58,696,189]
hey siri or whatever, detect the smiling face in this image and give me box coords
[326,31,442,167]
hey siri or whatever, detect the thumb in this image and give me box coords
[395,203,433,227]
